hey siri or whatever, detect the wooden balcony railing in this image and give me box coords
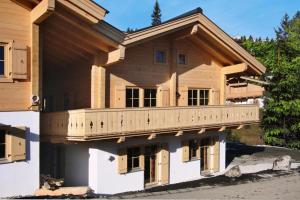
[41,105,259,141]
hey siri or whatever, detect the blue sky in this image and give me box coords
[96,0,300,39]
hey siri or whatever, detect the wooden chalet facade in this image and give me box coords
[0,0,265,197]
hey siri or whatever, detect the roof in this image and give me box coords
[124,8,266,74]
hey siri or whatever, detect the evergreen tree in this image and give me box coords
[261,12,300,149]
[151,0,162,26]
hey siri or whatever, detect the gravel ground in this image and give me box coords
[132,169,300,200]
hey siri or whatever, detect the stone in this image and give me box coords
[272,155,291,171]
[225,165,242,177]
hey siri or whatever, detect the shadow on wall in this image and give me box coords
[26,127,39,161]
[226,142,265,167]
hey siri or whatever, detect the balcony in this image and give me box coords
[41,104,259,142]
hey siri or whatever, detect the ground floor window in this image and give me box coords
[127,147,141,171]
[189,139,198,160]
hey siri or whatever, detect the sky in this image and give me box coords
[95,0,300,39]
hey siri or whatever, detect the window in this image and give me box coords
[188,89,210,106]
[155,50,166,64]
[127,147,140,171]
[0,45,5,76]
[144,89,157,107]
[189,139,198,160]
[178,53,187,65]
[0,130,6,159]
[126,88,139,107]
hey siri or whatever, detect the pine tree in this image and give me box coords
[151,0,162,26]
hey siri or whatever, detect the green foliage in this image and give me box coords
[151,0,161,26]
[126,27,139,33]
[237,11,300,149]
[262,12,300,149]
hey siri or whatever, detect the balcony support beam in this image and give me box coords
[117,136,125,143]
[91,55,106,109]
[175,130,183,137]
[198,128,206,134]
[219,126,226,132]
[147,133,157,140]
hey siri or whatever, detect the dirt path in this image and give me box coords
[135,172,300,199]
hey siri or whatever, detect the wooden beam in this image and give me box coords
[237,124,244,130]
[218,126,226,132]
[198,128,205,134]
[105,46,125,66]
[189,35,234,65]
[169,40,177,106]
[191,24,201,35]
[222,63,248,75]
[43,26,96,55]
[31,0,55,24]
[175,130,183,137]
[117,136,125,143]
[31,24,42,111]
[147,133,156,140]
[57,0,98,23]
[91,55,106,109]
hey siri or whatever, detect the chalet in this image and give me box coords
[0,0,265,197]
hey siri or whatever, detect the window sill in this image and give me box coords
[0,158,12,164]
[0,77,13,83]
[127,168,143,174]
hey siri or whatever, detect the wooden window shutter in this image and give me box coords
[208,137,213,170]
[7,126,26,162]
[213,89,220,105]
[115,85,126,108]
[117,148,127,174]
[213,136,220,172]
[11,42,28,80]
[160,143,169,185]
[139,146,145,170]
[181,140,189,162]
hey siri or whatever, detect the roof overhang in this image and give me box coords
[124,12,266,75]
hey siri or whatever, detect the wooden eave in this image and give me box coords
[124,12,266,75]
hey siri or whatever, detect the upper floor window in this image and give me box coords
[144,89,157,107]
[127,147,140,171]
[155,50,167,64]
[0,45,5,76]
[0,130,6,159]
[126,88,139,107]
[178,53,187,65]
[188,89,210,106]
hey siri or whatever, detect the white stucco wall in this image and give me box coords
[0,111,40,198]
[219,133,226,171]
[63,132,227,195]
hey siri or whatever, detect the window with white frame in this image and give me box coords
[126,88,139,107]
[155,50,167,64]
[188,89,210,106]
[144,88,157,107]
[127,147,140,171]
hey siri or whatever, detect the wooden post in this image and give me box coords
[169,41,177,107]
[91,55,106,109]
[220,74,226,105]
[31,23,42,111]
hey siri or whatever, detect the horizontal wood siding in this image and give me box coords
[0,0,31,110]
